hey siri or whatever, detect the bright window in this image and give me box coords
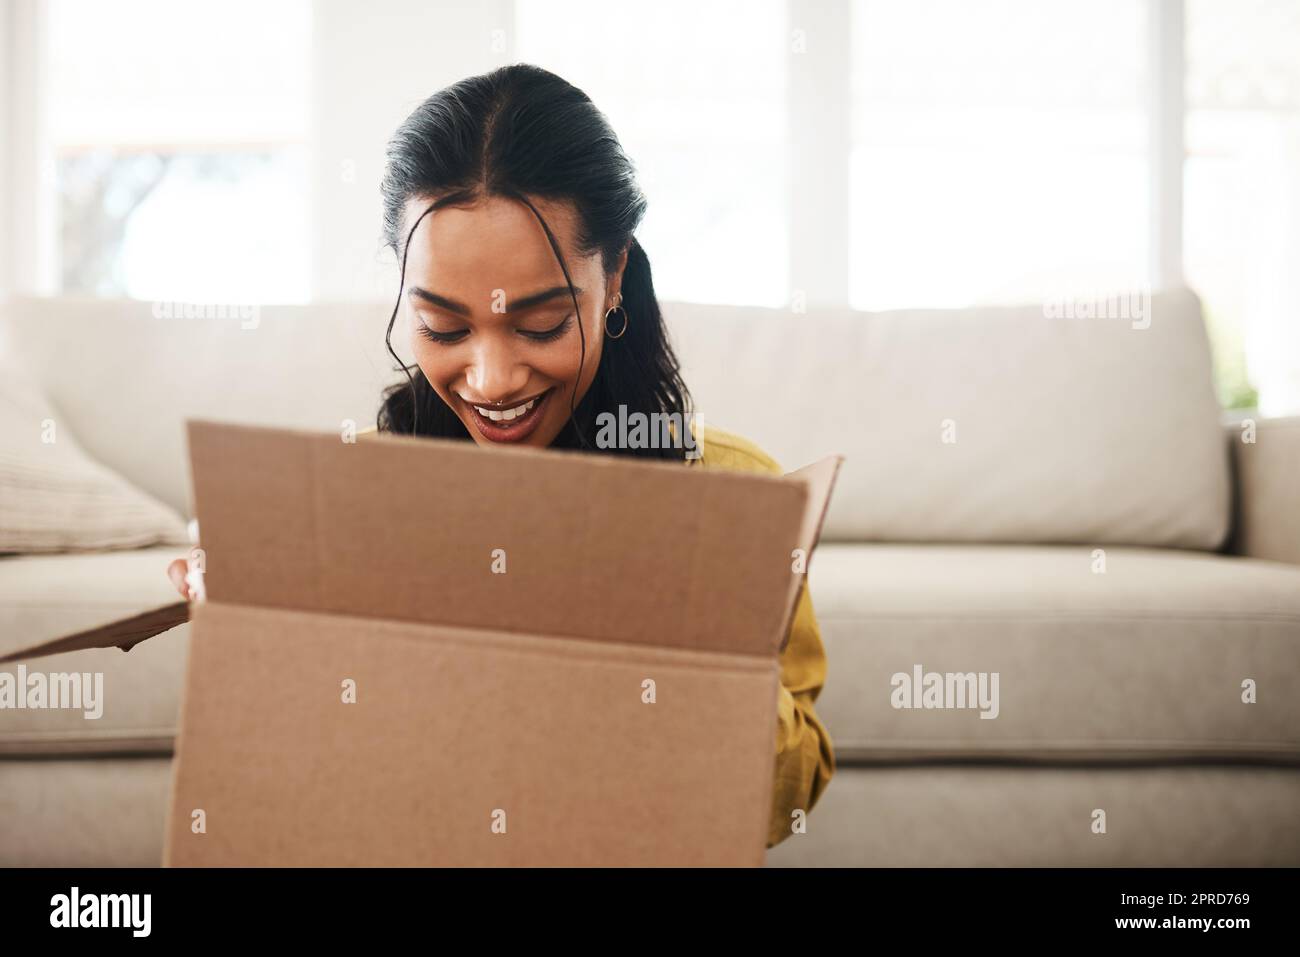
[514,0,789,307]
[849,0,1148,310]
[1185,0,1300,412]
[46,0,311,303]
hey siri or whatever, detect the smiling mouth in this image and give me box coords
[462,389,553,443]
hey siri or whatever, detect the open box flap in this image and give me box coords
[187,420,832,658]
[0,601,189,664]
[2,424,843,665]
[789,455,844,559]
[776,455,844,651]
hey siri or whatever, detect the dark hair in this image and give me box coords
[375,63,691,460]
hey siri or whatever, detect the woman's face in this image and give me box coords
[400,194,625,448]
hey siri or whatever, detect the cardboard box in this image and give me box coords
[5,421,840,866]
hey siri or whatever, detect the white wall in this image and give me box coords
[787,0,850,308]
[309,0,514,301]
[0,3,10,302]
[0,0,56,302]
[1247,117,1300,416]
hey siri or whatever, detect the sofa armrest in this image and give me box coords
[1225,414,1300,564]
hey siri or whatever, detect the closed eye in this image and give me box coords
[415,325,468,345]
[415,314,574,346]
[519,314,573,342]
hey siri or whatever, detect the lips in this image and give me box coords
[462,388,553,444]
[472,395,540,423]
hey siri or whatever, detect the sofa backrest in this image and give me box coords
[1,297,392,515]
[0,288,1231,549]
[668,287,1231,549]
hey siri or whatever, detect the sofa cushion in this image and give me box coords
[668,287,1231,549]
[0,365,189,553]
[0,756,173,866]
[765,764,1300,867]
[10,540,1297,765]
[0,547,189,755]
[810,543,1300,763]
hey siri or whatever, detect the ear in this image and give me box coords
[608,244,631,302]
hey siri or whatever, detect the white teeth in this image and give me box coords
[473,397,537,423]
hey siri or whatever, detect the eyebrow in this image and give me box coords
[407,285,581,316]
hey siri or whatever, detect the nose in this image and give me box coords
[464,337,530,403]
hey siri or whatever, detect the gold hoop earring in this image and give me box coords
[604,300,628,339]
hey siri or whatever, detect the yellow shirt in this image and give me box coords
[359,422,835,850]
[688,425,835,849]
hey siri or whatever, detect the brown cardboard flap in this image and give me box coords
[0,601,189,664]
[777,455,844,651]
[188,420,824,657]
[788,455,844,559]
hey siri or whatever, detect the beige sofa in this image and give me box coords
[1,289,1297,866]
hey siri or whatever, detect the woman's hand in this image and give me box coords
[166,556,202,601]
[168,519,206,601]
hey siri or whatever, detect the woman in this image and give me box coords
[168,63,833,850]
